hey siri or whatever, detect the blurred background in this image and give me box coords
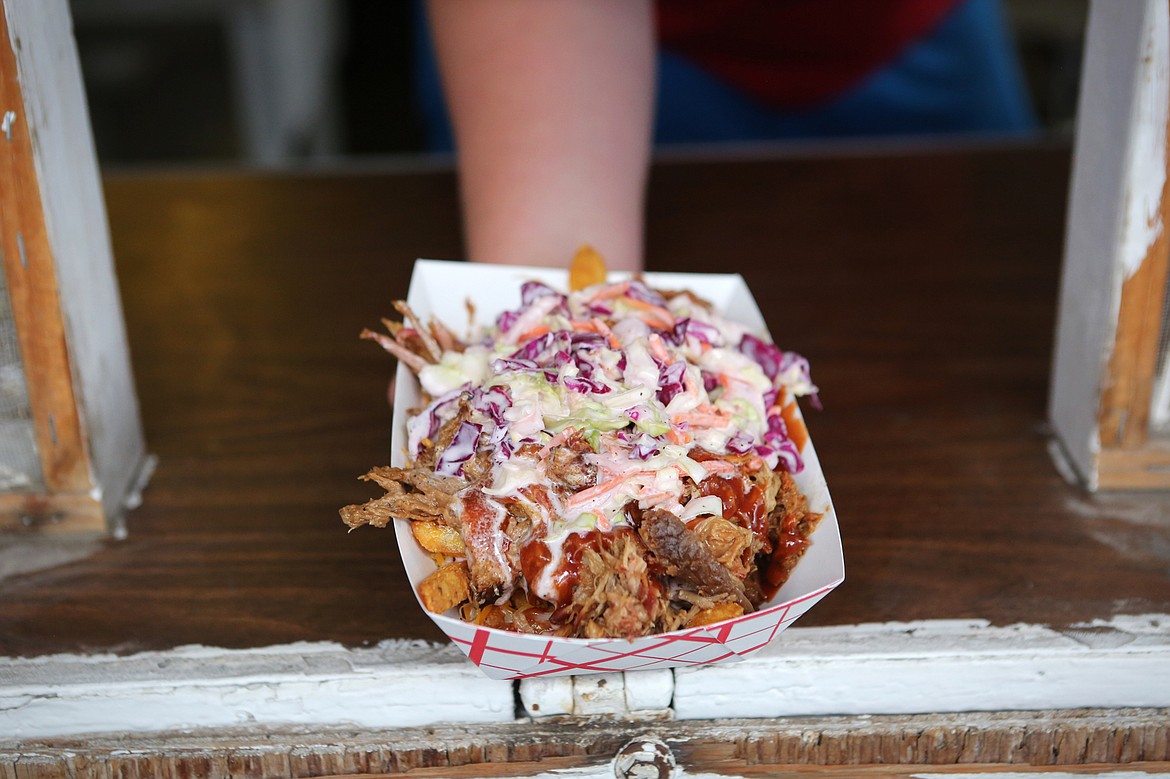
[69,0,1087,167]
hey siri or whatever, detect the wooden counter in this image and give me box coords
[2,144,1170,777]
[2,143,1169,655]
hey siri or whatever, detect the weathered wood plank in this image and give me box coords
[0,0,150,532]
[1051,0,1170,489]
[3,711,1167,777]
[0,1,92,496]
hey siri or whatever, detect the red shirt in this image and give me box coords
[656,0,963,108]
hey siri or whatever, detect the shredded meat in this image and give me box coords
[545,445,597,491]
[775,471,807,518]
[570,531,663,639]
[689,516,754,579]
[456,489,514,594]
[339,467,462,529]
[638,509,753,613]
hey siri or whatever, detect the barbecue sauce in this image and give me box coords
[763,512,809,595]
[697,474,768,545]
[520,531,603,608]
[520,526,656,619]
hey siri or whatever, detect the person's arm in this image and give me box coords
[426,0,655,271]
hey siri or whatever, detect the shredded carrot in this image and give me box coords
[538,427,576,459]
[515,324,550,343]
[701,459,737,475]
[647,334,671,363]
[621,296,676,327]
[671,411,730,429]
[666,426,692,445]
[565,471,653,511]
[637,313,675,331]
[589,282,630,302]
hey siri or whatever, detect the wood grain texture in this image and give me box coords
[0,3,93,497]
[1,0,149,527]
[2,710,1167,777]
[0,146,1168,656]
[1097,8,1170,454]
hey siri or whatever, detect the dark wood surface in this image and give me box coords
[2,144,1169,657]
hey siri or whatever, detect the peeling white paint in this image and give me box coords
[624,668,673,712]
[0,641,515,740]
[914,774,1170,779]
[3,616,1169,739]
[572,672,626,716]
[1049,0,1170,486]
[1121,0,1169,280]
[519,669,675,719]
[3,0,150,523]
[672,615,1170,720]
[476,765,747,779]
[519,676,574,717]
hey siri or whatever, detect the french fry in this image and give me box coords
[569,244,607,291]
[411,520,466,556]
[418,561,471,613]
[686,602,744,627]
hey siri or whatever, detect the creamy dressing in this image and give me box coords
[410,278,817,610]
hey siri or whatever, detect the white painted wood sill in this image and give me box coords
[2,615,1167,740]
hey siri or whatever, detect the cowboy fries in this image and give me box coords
[418,561,471,613]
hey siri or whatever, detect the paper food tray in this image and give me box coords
[389,259,844,680]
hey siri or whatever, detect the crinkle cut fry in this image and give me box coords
[339,466,462,529]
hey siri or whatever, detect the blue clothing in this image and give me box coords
[413,0,1036,152]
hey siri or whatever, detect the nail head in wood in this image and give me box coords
[613,737,675,779]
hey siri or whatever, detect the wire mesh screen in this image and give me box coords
[0,258,43,491]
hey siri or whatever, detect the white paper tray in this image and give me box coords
[389,260,844,680]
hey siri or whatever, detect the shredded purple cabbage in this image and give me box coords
[585,302,613,317]
[701,370,720,394]
[495,309,521,333]
[492,357,540,374]
[761,413,804,473]
[509,331,572,365]
[739,333,783,380]
[725,430,755,454]
[470,385,512,427]
[656,361,687,406]
[569,331,607,349]
[520,280,558,306]
[666,317,721,347]
[626,279,668,308]
[406,389,463,458]
[563,375,611,394]
[631,433,661,460]
[435,421,482,476]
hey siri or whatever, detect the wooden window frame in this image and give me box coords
[1050,0,1170,490]
[0,0,150,532]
